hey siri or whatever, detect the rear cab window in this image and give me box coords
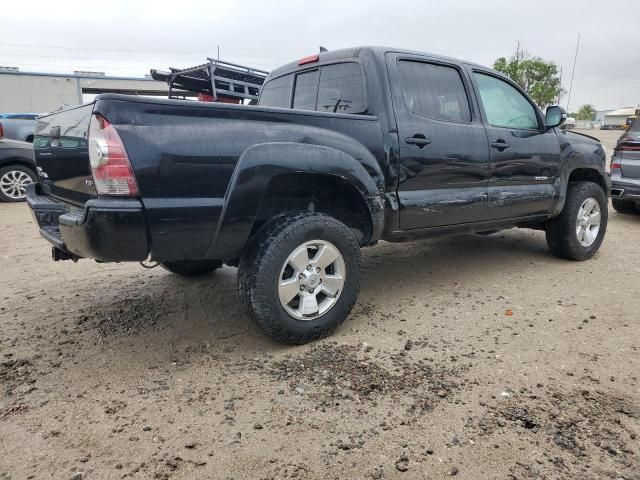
[259,62,366,114]
[258,75,293,108]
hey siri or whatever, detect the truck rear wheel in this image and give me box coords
[238,212,362,344]
[161,259,223,276]
[545,181,608,260]
[611,198,639,215]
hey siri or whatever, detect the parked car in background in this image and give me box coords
[0,113,39,143]
[562,116,576,130]
[26,46,609,343]
[611,117,640,214]
[0,138,37,202]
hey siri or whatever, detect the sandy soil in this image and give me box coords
[0,129,638,480]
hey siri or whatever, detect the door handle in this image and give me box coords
[405,135,432,148]
[491,139,510,151]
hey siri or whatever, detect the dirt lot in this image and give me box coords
[1,129,638,480]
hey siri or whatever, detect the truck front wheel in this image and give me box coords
[161,259,223,276]
[545,181,608,260]
[238,212,362,344]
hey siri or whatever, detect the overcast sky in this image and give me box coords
[2,0,639,112]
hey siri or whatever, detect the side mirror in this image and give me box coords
[545,105,567,128]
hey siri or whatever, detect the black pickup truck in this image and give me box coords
[27,46,609,343]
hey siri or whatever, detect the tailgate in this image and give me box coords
[620,150,640,179]
[33,103,96,205]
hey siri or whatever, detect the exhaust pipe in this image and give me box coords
[52,247,79,262]
[610,188,624,198]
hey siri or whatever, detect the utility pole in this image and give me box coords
[217,45,220,60]
[566,34,580,112]
[557,66,563,105]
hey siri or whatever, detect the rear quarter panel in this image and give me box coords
[94,98,386,261]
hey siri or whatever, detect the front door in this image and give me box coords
[471,70,561,219]
[387,54,492,229]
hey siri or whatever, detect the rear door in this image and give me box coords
[33,104,96,205]
[387,53,491,229]
[470,70,561,219]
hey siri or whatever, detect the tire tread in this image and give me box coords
[238,212,361,344]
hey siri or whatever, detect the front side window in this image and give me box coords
[473,73,539,129]
[398,60,471,122]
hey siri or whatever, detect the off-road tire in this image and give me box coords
[161,259,223,276]
[238,212,362,344]
[545,181,608,260]
[612,198,639,215]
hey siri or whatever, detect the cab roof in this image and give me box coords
[267,46,493,80]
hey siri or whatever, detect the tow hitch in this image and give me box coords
[52,247,79,262]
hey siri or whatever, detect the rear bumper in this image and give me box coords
[26,183,149,262]
[610,179,640,200]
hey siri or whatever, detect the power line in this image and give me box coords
[566,33,580,111]
[0,57,281,70]
[0,42,291,60]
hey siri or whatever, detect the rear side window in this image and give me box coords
[398,60,471,122]
[473,73,539,129]
[293,70,320,110]
[317,63,366,114]
[259,62,366,114]
[258,74,293,108]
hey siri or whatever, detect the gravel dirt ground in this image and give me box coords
[0,129,638,480]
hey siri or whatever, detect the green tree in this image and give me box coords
[575,104,596,121]
[493,50,564,109]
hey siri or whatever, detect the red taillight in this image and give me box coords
[298,54,319,65]
[0,122,3,138]
[88,114,138,196]
[611,160,622,170]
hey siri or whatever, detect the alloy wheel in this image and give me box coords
[278,240,346,320]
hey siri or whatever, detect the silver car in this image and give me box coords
[610,118,640,214]
[0,113,39,143]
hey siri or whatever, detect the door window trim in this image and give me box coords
[395,56,475,125]
[470,69,543,131]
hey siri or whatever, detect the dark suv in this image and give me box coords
[611,117,640,214]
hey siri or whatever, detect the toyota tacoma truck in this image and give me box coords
[26,46,610,344]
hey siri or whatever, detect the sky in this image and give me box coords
[1,0,639,112]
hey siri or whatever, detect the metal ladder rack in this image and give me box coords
[151,59,269,103]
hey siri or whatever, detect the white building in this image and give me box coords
[604,107,637,128]
[595,109,614,124]
[0,68,171,114]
